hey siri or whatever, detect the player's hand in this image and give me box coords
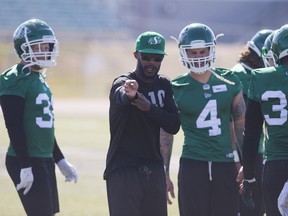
[131,92,151,111]
[165,175,175,205]
[57,159,78,183]
[242,179,256,209]
[124,80,138,99]
[278,182,288,215]
[16,167,34,195]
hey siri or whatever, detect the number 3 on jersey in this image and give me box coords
[196,99,221,136]
[36,93,54,128]
[262,90,287,125]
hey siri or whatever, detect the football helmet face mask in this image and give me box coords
[271,24,288,66]
[13,19,59,69]
[247,29,273,58]
[178,23,216,74]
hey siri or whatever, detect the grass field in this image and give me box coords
[0,40,243,215]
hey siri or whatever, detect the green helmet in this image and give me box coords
[13,19,59,68]
[247,29,273,57]
[178,23,216,74]
[271,24,288,66]
[262,30,278,67]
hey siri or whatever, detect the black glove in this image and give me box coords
[242,179,256,209]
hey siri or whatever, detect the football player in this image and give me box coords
[0,19,78,216]
[242,24,288,216]
[231,29,273,216]
[162,23,246,216]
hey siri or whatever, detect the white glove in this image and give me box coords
[16,167,34,195]
[57,159,78,183]
[278,182,288,216]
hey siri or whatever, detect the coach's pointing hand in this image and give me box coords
[124,80,139,99]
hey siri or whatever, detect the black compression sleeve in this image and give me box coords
[242,99,264,179]
[53,138,64,163]
[0,95,31,168]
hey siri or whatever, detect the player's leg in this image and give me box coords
[106,166,143,216]
[6,156,59,216]
[178,158,210,216]
[140,164,167,216]
[211,162,238,216]
[262,160,287,216]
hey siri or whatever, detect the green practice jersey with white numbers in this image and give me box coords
[0,64,55,158]
[172,68,242,162]
[249,65,288,161]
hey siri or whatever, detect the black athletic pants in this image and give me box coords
[106,164,167,216]
[262,159,288,216]
[6,155,59,216]
[178,158,238,216]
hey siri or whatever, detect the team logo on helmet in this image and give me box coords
[13,26,31,40]
[148,36,162,45]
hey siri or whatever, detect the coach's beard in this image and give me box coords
[136,62,160,83]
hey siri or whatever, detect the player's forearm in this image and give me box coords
[160,128,173,176]
[233,118,245,157]
[53,138,65,163]
[231,93,246,155]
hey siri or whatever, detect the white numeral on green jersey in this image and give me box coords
[196,99,221,136]
[262,91,287,125]
[36,93,53,128]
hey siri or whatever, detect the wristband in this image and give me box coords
[131,92,139,101]
[233,150,240,163]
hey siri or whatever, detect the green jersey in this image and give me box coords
[0,64,55,158]
[231,63,265,153]
[231,63,251,100]
[172,68,242,162]
[248,65,288,161]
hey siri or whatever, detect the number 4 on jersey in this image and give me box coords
[196,99,221,136]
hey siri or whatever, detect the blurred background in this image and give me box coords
[0,0,287,99]
[0,1,286,215]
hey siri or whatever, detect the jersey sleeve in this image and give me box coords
[0,95,31,168]
[109,74,131,105]
[0,66,29,98]
[247,71,260,102]
[242,99,264,179]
